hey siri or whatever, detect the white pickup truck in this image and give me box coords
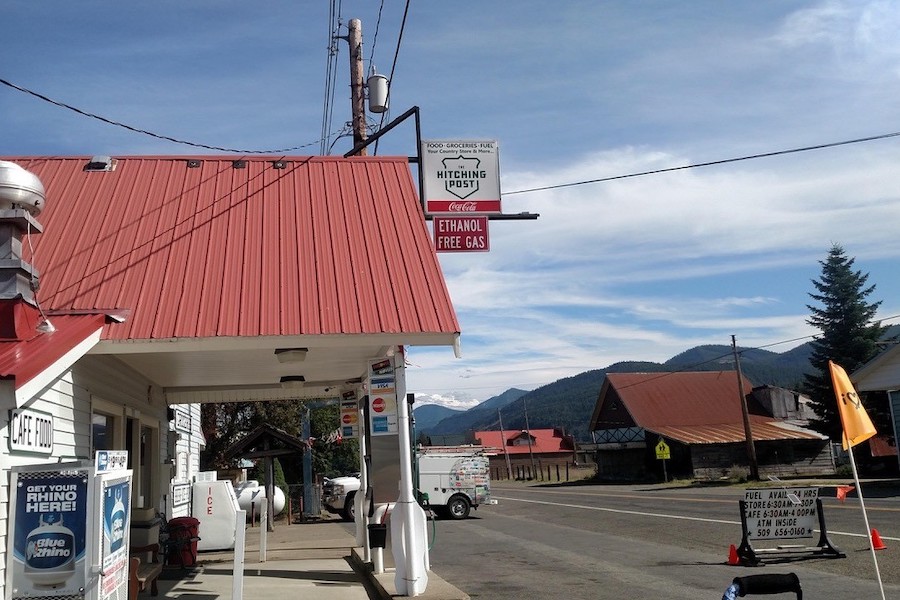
[322,472,361,521]
[322,447,495,521]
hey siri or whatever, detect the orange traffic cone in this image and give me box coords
[871,529,886,550]
[728,544,740,565]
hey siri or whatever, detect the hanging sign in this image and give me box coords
[173,407,191,433]
[433,216,489,253]
[422,140,501,215]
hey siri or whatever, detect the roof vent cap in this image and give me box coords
[0,161,45,216]
[84,156,116,172]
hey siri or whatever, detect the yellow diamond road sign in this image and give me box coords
[655,440,670,460]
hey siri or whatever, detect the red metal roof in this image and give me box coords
[5,156,460,342]
[0,300,109,391]
[591,372,823,444]
[475,428,575,455]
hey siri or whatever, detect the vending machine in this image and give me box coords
[5,451,133,600]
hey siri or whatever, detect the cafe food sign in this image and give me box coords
[9,408,53,455]
[422,140,501,215]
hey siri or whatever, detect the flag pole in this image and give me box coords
[830,360,886,600]
[846,442,886,600]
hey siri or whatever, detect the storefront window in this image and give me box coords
[91,413,113,453]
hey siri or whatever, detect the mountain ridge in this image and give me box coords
[419,342,815,442]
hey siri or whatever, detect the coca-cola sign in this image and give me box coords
[422,139,501,215]
[426,200,502,214]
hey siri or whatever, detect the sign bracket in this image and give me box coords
[343,106,538,221]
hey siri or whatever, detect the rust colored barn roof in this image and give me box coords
[590,372,823,444]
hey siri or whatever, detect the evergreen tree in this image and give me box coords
[804,244,885,440]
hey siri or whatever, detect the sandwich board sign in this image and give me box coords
[733,486,844,565]
[422,140,501,215]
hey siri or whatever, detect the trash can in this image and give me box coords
[165,517,200,567]
[367,523,387,548]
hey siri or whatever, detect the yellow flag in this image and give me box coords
[829,360,877,450]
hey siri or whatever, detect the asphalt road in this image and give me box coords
[425,480,900,599]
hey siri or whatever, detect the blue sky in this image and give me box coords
[4,1,900,409]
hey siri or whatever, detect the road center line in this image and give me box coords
[493,495,739,525]
[492,495,897,541]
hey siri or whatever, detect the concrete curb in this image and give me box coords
[349,547,470,600]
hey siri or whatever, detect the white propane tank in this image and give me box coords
[234,481,285,516]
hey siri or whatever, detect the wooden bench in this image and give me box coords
[129,544,162,600]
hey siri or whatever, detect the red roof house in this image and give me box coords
[475,428,575,477]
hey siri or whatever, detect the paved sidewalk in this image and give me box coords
[150,517,468,600]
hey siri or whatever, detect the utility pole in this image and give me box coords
[732,335,759,480]
[523,398,538,480]
[347,18,368,156]
[497,408,513,480]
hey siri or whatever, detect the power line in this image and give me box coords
[373,0,411,155]
[504,130,900,196]
[367,0,386,69]
[320,0,343,154]
[411,312,900,396]
[1,76,329,154]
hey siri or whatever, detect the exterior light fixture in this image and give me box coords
[275,348,308,363]
[280,375,306,389]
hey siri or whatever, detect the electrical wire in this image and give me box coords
[410,312,900,396]
[373,0,411,155]
[320,0,343,155]
[368,0,386,70]
[320,0,339,154]
[504,130,900,196]
[0,77,328,154]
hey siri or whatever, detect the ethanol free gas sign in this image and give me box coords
[422,140,501,215]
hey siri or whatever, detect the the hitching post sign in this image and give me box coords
[744,487,819,540]
[422,140,501,215]
[7,465,90,600]
[368,358,399,436]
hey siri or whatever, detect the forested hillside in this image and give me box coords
[419,343,816,442]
